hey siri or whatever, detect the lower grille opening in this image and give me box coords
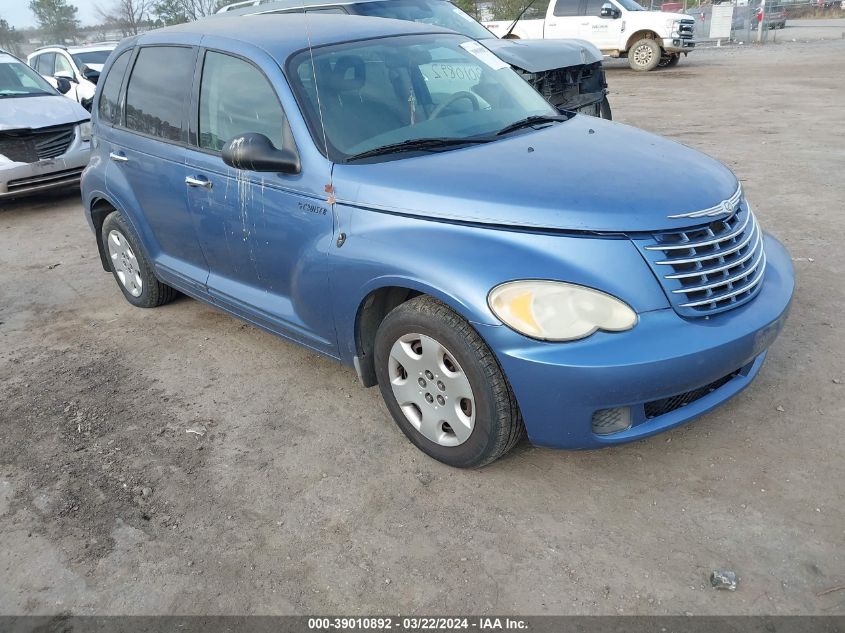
[644,369,741,419]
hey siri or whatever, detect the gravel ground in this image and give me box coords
[1,38,843,616]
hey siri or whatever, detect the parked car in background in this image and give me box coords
[82,14,793,467]
[28,43,117,111]
[218,0,612,118]
[758,5,787,29]
[484,0,696,71]
[1,51,91,199]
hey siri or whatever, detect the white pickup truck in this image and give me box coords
[484,0,695,72]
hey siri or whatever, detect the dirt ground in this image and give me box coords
[1,39,843,616]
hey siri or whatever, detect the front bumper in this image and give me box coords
[479,233,793,449]
[664,38,696,53]
[0,132,90,199]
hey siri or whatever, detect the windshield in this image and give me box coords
[615,0,645,10]
[0,57,57,98]
[71,50,113,67]
[350,0,495,40]
[288,33,557,162]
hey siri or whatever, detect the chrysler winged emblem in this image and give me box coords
[668,185,743,219]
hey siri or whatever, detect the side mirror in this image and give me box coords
[80,65,100,84]
[222,133,301,174]
[54,70,77,83]
[600,2,620,18]
[55,77,72,94]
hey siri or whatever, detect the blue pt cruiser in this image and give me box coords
[81,14,793,467]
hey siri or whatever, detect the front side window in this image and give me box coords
[35,53,56,76]
[198,51,294,153]
[54,53,75,76]
[98,50,132,125]
[0,56,57,97]
[288,34,556,162]
[125,46,195,142]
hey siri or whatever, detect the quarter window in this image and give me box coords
[125,46,195,142]
[198,51,293,153]
[98,50,132,125]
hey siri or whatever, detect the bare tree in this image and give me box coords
[97,0,151,35]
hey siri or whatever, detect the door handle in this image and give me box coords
[109,152,128,162]
[185,175,212,189]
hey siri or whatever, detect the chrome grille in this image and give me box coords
[638,202,766,317]
[678,19,695,40]
[0,124,75,163]
[34,125,75,159]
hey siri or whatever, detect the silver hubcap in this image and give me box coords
[633,43,654,66]
[107,229,142,297]
[388,333,476,447]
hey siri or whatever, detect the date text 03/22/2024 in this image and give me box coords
[307,617,528,630]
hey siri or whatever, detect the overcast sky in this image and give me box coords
[1,0,103,29]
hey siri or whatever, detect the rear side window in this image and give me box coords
[198,51,293,153]
[553,0,584,16]
[125,46,195,143]
[98,50,131,125]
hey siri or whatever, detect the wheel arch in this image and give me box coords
[625,30,662,53]
[89,196,118,271]
[351,280,489,388]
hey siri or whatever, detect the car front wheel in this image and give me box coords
[628,38,662,71]
[374,296,524,468]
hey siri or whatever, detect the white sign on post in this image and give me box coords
[710,5,735,40]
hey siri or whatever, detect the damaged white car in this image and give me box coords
[0,51,92,199]
[218,0,612,118]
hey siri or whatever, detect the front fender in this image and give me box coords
[330,206,669,365]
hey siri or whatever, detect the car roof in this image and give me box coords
[134,13,453,59]
[0,52,23,63]
[218,0,402,13]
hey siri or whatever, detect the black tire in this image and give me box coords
[659,53,681,68]
[628,38,662,72]
[101,211,177,308]
[600,95,613,120]
[373,296,524,468]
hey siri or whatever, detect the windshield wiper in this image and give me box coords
[495,114,569,137]
[345,137,493,162]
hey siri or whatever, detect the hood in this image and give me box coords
[635,10,693,21]
[0,94,90,132]
[332,116,739,233]
[481,37,603,72]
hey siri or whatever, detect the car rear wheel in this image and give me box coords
[101,211,177,308]
[373,296,524,468]
[629,38,661,71]
[659,53,681,68]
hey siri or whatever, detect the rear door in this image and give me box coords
[106,43,209,295]
[183,45,336,354]
[544,0,585,38]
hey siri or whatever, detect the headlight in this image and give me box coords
[488,280,638,342]
[666,18,679,31]
[79,121,92,141]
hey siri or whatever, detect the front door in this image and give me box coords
[184,48,337,356]
[579,0,625,49]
